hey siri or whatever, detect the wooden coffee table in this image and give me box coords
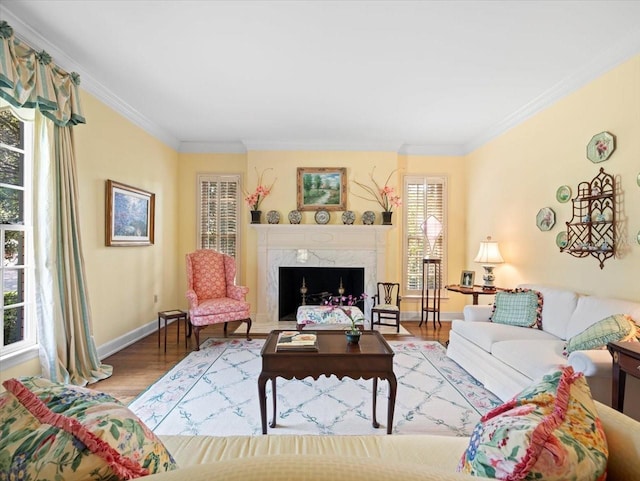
[258,330,397,434]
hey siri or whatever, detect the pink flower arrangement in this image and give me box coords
[323,293,367,331]
[244,168,276,210]
[352,167,402,212]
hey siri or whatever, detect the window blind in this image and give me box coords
[197,174,240,259]
[403,176,447,294]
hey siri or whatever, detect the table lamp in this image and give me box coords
[474,236,504,289]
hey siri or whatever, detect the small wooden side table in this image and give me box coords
[607,341,640,413]
[158,310,189,352]
[445,284,506,305]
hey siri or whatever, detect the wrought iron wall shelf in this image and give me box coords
[560,167,615,269]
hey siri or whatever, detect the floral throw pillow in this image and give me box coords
[457,366,607,481]
[0,377,177,481]
[565,313,639,354]
[490,288,543,328]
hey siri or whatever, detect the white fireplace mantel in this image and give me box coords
[251,224,391,323]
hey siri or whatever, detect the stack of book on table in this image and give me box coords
[276,331,318,351]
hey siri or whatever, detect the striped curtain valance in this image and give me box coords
[0,21,85,126]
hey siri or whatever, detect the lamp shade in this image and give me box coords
[474,236,504,264]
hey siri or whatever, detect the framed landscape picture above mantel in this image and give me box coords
[297,167,347,211]
[105,180,155,246]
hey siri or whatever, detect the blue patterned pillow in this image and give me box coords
[490,288,543,328]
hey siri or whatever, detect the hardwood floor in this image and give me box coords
[94,320,451,404]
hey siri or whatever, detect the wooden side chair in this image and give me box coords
[185,249,252,350]
[370,282,401,333]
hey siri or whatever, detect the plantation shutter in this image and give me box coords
[403,176,447,294]
[198,174,240,258]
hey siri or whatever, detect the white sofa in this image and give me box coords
[446,284,640,420]
[147,401,640,481]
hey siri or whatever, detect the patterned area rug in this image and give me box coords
[129,338,501,436]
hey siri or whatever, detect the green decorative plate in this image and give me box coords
[556,185,571,203]
[556,231,568,249]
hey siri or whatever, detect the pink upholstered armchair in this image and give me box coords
[185,249,252,350]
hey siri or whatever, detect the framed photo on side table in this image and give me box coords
[297,167,347,211]
[105,180,155,246]
[460,270,475,288]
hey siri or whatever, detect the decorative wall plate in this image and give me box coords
[266,210,280,224]
[586,131,615,163]
[638,230,640,245]
[637,172,640,187]
[341,210,355,225]
[314,209,330,224]
[362,211,376,225]
[536,207,555,231]
[555,185,572,203]
[555,231,568,249]
[288,210,302,224]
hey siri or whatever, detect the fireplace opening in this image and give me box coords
[278,267,365,321]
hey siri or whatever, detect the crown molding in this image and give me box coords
[464,29,640,154]
[242,139,404,152]
[179,141,247,154]
[2,5,181,151]
[397,143,466,156]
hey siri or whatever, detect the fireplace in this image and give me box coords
[278,266,365,321]
[251,224,391,323]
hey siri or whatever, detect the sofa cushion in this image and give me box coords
[566,295,640,340]
[566,314,638,354]
[518,284,579,339]
[0,377,177,481]
[490,288,542,328]
[458,366,608,481]
[452,319,558,353]
[491,340,568,381]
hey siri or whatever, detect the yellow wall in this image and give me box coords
[466,54,640,301]
[76,92,181,345]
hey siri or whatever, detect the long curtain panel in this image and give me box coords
[0,21,111,384]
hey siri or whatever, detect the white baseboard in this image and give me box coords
[97,318,176,360]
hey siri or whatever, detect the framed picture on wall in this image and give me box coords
[297,167,347,211]
[105,180,155,246]
[460,270,475,288]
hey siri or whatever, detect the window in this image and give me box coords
[403,175,447,295]
[197,174,241,259]
[0,108,35,356]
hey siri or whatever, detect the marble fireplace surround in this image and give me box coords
[251,224,391,323]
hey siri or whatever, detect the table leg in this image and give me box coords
[371,377,380,428]
[270,378,277,428]
[164,317,167,352]
[386,373,397,435]
[176,316,180,345]
[157,315,161,348]
[258,373,268,434]
[472,294,479,305]
[612,363,626,412]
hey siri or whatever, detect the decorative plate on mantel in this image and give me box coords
[266,210,280,224]
[314,209,330,224]
[288,210,302,224]
[342,210,355,225]
[362,211,376,225]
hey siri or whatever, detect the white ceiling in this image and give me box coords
[3,0,640,155]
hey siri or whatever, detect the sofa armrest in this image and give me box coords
[567,349,612,377]
[463,305,493,322]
